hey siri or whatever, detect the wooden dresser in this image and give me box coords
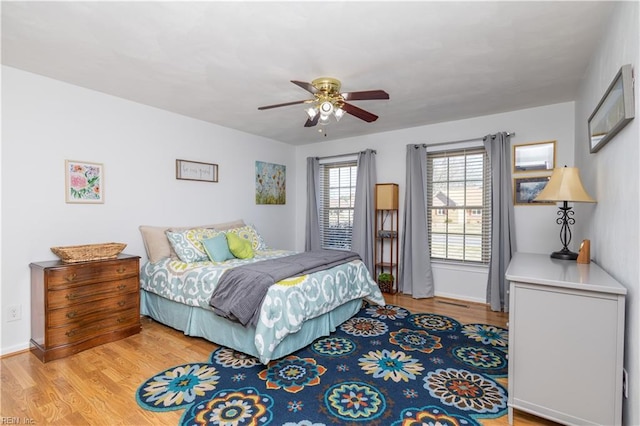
[30,254,141,362]
[506,252,626,426]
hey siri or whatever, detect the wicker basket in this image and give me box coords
[50,242,126,263]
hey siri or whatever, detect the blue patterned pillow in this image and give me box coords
[202,233,234,262]
[225,224,268,251]
[166,228,219,263]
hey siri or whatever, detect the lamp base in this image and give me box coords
[550,249,578,260]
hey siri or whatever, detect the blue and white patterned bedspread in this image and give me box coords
[140,249,385,362]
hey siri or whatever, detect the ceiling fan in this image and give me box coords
[258,77,389,127]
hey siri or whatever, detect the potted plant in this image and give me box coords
[377,273,395,293]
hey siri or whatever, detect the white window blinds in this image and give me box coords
[318,159,357,250]
[427,147,491,264]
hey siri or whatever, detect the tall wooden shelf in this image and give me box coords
[374,183,399,293]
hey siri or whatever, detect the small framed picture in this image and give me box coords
[513,141,556,173]
[176,159,218,182]
[65,160,104,204]
[513,176,554,205]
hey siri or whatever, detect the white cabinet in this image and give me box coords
[506,252,626,426]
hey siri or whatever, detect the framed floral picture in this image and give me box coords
[255,161,286,205]
[65,160,104,203]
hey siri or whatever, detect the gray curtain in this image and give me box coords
[351,149,377,271]
[484,132,516,312]
[399,144,434,298]
[305,157,321,251]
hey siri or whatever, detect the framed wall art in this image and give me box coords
[176,159,218,182]
[513,176,554,205]
[588,64,635,153]
[255,161,286,205]
[513,140,556,173]
[65,160,104,204]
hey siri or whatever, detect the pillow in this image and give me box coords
[166,228,219,263]
[209,219,247,231]
[139,219,245,263]
[226,232,254,259]
[226,224,267,251]
[202,233,234,262]
[139,225,173,263]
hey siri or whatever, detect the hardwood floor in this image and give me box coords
[0,294,560,425]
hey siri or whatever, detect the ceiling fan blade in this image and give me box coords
[341,102,379,122]
[258,99,311,110]
[291,80,318,94]
[341,90,390,101]
[304,114,320,127]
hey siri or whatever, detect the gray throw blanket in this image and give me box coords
[209,250,361,326]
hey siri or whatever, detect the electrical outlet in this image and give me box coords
[623,368,629,398]
[7,305,21,322]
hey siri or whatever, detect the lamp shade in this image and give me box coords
[535,166,595,203]
[376,183,399,209]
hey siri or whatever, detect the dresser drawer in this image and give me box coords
[46,258,139,289]
[47,307,139,347]
[31,254,141,362]
[48,276,138,309]
[48,294,139,327]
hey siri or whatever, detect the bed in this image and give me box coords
[138,221,385,364]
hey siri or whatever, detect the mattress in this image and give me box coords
[139,249,385,363]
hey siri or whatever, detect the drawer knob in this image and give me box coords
[66,311,78,319]
[117,267,126,273]
[117,284,127,290]
[65,293,79,300]
[117,317,126,324]
[65,273,77,282]
[66,329,79,337]
[118,300,126,307]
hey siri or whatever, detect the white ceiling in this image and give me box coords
[1,1,615,145]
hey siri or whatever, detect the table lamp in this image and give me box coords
[534,166,595,260]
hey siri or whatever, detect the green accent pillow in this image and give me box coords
[226,232,254,259]
[226,224,268,250]
[202,233,234,262]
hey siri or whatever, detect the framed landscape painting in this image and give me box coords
[588,64,635,153]
[513,141,556,173]
[65,160,104,204]
[513,176,553,205]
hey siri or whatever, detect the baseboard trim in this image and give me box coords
[434,292,486,305]
[0,343,30,359]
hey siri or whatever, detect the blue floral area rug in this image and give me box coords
[136,304,509,425]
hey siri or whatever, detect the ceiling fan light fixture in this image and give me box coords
[305,106,318,119]
[319,101,334,115]
[319,113,331,125]
[258,77,389,129]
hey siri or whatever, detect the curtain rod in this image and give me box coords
[414,132,515,148]
[317,149,377,160]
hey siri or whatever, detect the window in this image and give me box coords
[427,147,491,264]
[318,159,357,250]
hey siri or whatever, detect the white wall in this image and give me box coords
[1,66,296,355]
[574,2,639,424]
[295,102,576,302]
